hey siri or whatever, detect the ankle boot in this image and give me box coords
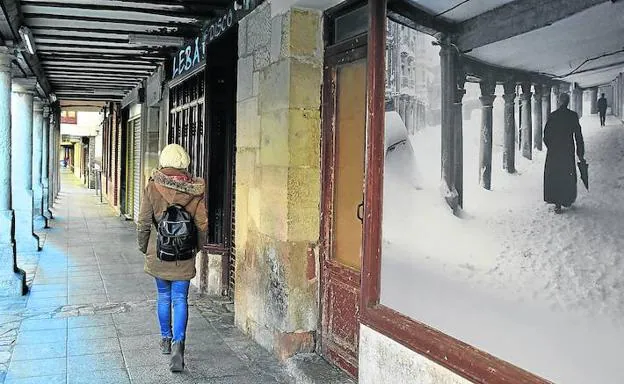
[169,340,185,372]
[160,337,172,355]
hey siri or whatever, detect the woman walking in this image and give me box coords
[137,144,208,372]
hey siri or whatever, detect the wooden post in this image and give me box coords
[479,78,496,190]
[361,0,386,310]
[520,82,532,160]
[454,73,466,207]
[532,84,543,151]
[503,81,516,173]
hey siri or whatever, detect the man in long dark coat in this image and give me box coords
[597,93,608,126]
[543,93,585,214]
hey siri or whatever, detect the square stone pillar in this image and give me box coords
[234,3,321,360]
[12,78,40,252]
[0,47,27,296]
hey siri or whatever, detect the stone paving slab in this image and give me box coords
[0,170,353,384]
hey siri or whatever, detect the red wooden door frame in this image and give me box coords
[319,32,369,378]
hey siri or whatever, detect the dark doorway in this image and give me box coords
[204,27,238,296]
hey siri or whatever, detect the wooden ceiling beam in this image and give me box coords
[30,25,191,37]
[46,73,145,81]
[23,13,202,28]
[35,34,130,44]
[38,52,164,62]
[44,68,151,76]
[21,1,222,18]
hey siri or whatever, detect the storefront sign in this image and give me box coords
[206,8,235,45]
[172,36,205,79]
[170,0,265,80]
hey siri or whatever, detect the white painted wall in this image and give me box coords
[359,325,472,384]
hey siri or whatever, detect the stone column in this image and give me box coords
[479,79,496,190]
[576,88,584,117]
[590,87,598,114]
[552,85,561,109]
[532,85,543,151]
[503,81,516,173]
[520,82,533,160]
[12,78,40,252]
[453,73,466,208]
[42,106,52,220]
[439,38,459,209]
[542,85,552,121]
[32,99,47,229]
[0,47,27,296]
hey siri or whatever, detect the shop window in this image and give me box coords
[169,71,206,179]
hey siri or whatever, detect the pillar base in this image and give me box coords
[34,216,48,231]
[0,211,27,297]
[42,184,53,220]
[33,184,46,229]
[14,208,40,252]
[0,245,27,296]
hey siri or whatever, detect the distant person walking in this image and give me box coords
[597,93,608,126]
[137,144,208,372]
[543,93,585,214]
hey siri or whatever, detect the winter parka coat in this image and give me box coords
[137,168,208,281]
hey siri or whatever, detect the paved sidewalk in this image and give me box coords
[0,170,299,384]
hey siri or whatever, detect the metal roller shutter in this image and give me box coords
[132,117,142,222]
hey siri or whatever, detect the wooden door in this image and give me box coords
[320,40,367,377]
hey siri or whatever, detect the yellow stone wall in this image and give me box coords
[234,2,323,358]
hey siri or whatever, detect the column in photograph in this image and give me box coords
[479,78,496,190]
[532,84,543,151]
[42,106,52,220]
[32,98,47,229]
[520,82,533,160]
[453,73,466,207]
[12,78,40,252]
[439,37,458,209]
[0,47,26,295]
[542,85,552,123]
[576,88,584,117]
[502,80,516,173]
[55,107,61,200]
[590,87,598,114]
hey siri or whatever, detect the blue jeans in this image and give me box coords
[155,278,190,342]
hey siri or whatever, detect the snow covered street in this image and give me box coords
[380,113,624,384]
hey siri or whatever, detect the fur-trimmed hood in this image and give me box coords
[150,168,205,207]
[152,169,204,196]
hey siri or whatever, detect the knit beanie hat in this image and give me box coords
[159,144,190,169]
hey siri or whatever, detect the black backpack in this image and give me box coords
[155,204,197,262]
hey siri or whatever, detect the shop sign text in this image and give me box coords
[172,36,204,79]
